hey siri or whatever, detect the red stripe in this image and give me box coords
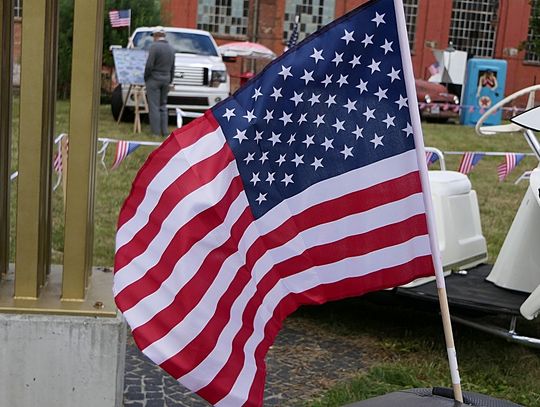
[116,112,220,230]
[244,254,435,407]
[115,176,245,311]
[132,206,254,350]
[130,172,423,350]
[196,214,431,404]
[114,142,234,273]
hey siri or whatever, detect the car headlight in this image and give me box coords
[453,95,460,105]
[211,70,227,87]
[424,94,431,104]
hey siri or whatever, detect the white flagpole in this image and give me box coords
[393,0,463,402]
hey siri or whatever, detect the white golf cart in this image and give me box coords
[397,85,540,349]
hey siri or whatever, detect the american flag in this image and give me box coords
[113,0,436,405]
[458,152,484,175]
[286,15,300,49]
[53,136,68,173]
[109,9,131,28]
[497,153,525,181]
[425,151,439,167]
[428,61,440,76]
[111,141,140,170]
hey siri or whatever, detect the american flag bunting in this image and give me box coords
[111,140,140,170]
[458,152,484,175]
[497,153,525,181]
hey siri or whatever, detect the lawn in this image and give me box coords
[8,101,540,405]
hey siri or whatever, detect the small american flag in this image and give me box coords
[497,153,525,181]
[109,9,131,28]
[458,152,484,175]
[53,136,68,173]
[111,141,140,170]
[425,151,439,167]
[286,15,300,49]
[114,0,436,405]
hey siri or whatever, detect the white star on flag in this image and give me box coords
[372,11,385,26]
[341,29,355,44]
[310,48,325,63]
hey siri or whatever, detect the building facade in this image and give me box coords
[165,0,540,96]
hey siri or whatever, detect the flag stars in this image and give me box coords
[303,134,315,148]
[290,91,304,106]
[352,125,364,139]
[279,111,293,126]
[403,123,414,137]
[311,157,324,170]
[234,129,248,143]
[278,65,293,80]
[395,95,408,110]
[250,172,260,185]
[380,39,393,54]
[266,172,275,185]
[340,145,354,159]
[321,137,334,151]
[282,173,294,186]
[337,74,349,87]
[313,114,325,127]
[374,86,388,101]
[259,151,269,164]
[244,152,255,164]
[252,87,263,101]
[269,131,282,145]
[341,29,355,44]
[263,109,274,123]
[387,67,401,82]
[363,106,376,121]
[349,55,361,68]
[332,52,344,66]
[270,87,283,101]
[287,133,296,145]
[361,33,374,47]
[292,153,304,167]
[310,48,325,63]
[276,154,286,166]
[343,99,357,113]
[372,12,386,26]
[368,59,381,74]
[332,118,345,133]
[256,193,267,205]
[308,93,321,106]
[300,69,315,84]
[325,94,337,107]
[243,109,256,122]
[254,130,263,142]
[321,74,333,87]
[370,133,384,148]
[382,113,396,128]
[223,108,235,121]
[298,113,308,124]
[356,79,368,93]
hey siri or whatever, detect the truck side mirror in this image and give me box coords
[221,54,237,63]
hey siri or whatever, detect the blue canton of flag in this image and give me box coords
[214,0,415,219]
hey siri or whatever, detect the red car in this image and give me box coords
[415,79,460,122]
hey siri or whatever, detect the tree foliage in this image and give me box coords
[522,0,540,57]
[56,0,162,97]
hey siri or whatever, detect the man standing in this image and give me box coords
[144,26,175,137]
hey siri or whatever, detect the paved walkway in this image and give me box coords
[124,315,369,406]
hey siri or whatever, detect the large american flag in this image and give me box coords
[109,9,131,28]
[114,0,436,405]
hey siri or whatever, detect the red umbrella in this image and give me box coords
[218,41,276,60]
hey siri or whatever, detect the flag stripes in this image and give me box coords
[109,9,131,28]
[458,152,484,175]
[497,153,525,181]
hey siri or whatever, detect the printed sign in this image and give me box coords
[112,48,148,85]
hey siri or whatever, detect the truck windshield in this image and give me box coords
[132,31,218,56]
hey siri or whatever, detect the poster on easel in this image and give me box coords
[112,48,148,85]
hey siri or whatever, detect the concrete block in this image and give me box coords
[0,313,126,407]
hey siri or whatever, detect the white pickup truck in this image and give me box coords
[111,26,231,121]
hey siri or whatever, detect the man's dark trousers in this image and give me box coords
[146,78,170,136]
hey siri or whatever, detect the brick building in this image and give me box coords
[165,0,540,96]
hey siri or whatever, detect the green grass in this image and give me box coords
[8,102,540,405]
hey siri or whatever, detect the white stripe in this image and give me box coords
[122,192,248,329]
[188,235,432,399]
[142,192,426,364]
[114,160,239,295]
[116,127,226,249]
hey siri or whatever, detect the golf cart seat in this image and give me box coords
[345,387,522,407]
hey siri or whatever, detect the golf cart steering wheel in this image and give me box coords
[475,84,540,136]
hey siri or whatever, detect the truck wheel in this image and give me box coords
[111,85,134,122]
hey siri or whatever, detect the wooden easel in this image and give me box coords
[116,84,149,133]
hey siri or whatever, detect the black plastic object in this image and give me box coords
[344,388,522,407]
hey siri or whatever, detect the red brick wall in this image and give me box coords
[13,19,21,64]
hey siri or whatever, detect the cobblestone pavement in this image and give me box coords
[124,315,369,407]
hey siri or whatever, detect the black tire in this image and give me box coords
[111,85,134,122]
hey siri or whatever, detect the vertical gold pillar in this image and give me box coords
[15,0,58,298]
[0,0,13,278]
[62,0,104,301]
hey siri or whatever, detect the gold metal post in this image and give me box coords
[0,0,14,280]
[14,0,58,299]
[62,0,105,301]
